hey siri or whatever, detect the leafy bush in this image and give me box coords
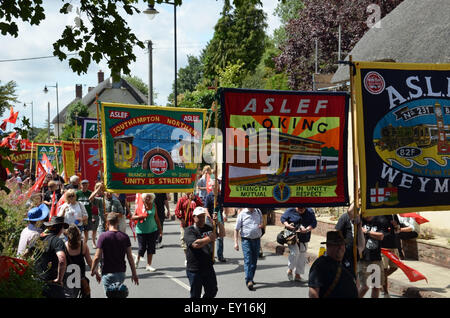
[0,185,44,298]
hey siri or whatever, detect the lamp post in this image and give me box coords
[44,82,60,139]
[144,2,178,107]
[23,101,34,139]
[147,39,154,105]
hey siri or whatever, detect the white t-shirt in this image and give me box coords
[58,202,88,225]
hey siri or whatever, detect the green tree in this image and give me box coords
[0,81,18,117]
[60,101,89,141]
[0,0,273,80]
[272,0,304,48]
[202,1,268,83]
[176,55,203,94]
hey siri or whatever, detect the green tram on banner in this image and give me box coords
[227,131,338,185]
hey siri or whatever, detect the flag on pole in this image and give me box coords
[51,194,66,221]
[4,107,19,124]
[399,213,429,225]
[25,166,46,198]
[41,153,54,173]
[35,161,46,180]
[49,191,57,221]
[381,248,427,283]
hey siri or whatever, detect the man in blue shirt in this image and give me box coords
[234,207,263,291]
[280,207,317,282]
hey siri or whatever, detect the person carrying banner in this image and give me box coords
[197,165,212,203]
[280,207,317,282]
[184,207,222,298]
[234,207,263,291]
[308,231,358,298]
[175,192,203,264]
[376,214,401,298]
[335,203,365,279]
[397,214,420,259]
[358,215,385,298]
[154,193,170,249]
[131,193,162,272]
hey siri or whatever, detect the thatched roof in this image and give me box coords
[332,0,450,83]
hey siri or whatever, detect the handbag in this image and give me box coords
[277,228,297,245]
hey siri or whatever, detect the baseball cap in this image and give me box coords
[193,207,206,216]
[81,179,89,184]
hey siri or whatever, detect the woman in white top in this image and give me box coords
[58,189,88,231]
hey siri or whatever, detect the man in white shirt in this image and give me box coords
[234,207,263,291]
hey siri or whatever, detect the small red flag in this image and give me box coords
[381,248,427,283]
[399,213,429,225]
[49,191,57,221]
[0,120,6,131]
[41,153,54,173]
[25,171,46,198]
[4,107,19,124]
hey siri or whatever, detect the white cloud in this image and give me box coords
[0,0,281,129]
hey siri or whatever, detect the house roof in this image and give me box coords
[332,0,450,83]
[52,77,148,124]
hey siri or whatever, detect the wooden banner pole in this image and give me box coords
[349,56,361,277]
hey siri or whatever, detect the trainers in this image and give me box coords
[287,270,294,281]
[294,275,302,282]
[145,265,156,272]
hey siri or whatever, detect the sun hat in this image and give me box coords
[43,216,69,229]
[24,203,50,222]
[321,231,346,246]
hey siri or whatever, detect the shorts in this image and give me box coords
[358,260,385,289]
[87,215,100,231]
[382,248,399,270]
[137,231,159,257]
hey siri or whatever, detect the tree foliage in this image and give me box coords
[0,81,18,117]
[202,1,268,82]
[275,0,404,90]
[0,0,275,80]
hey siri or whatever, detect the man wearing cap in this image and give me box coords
[308,231,358,298]
[33,216,69,298]
[184,207,223,298]
[17,203,49,257]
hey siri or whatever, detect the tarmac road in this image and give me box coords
[86,217,401,299]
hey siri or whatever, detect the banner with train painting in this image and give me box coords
[219,88,349,207]
[354,61,450,216]
[99,102,207,193]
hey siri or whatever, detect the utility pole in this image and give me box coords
[148,40,153,105]
[47,102,50,142]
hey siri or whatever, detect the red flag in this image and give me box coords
[134,193,147,222]
[381,248,428,283]
[36,161,46,180]
[50,194,66,221]
[41,153,54,173]
[8,131,17,139]
[0,137,9,147]
[4,107,19,124]
[0,120,6,131]
[25,171,46,198]
[399,213,429,225]
[49,191,57,220]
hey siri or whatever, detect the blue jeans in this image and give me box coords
[186,268,218,298]
[101,272,125,295]
[241,238,260,284]
[216,237,224,260]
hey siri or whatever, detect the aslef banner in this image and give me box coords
[354,61,450,216]
[219,88,349,208]
[99,102,207,193]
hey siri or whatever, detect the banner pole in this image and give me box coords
[53,142,60,175]
[95,95,107,230]
[29,142,34,173]
[349,56,360,277]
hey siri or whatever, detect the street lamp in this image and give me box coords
[147,39,154,105]
[23,101,34,139]
[44,83,60,139]
[144,2,178,107]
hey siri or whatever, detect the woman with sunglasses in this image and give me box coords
[58,189,88,232]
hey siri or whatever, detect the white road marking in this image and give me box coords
[164,273,190,291]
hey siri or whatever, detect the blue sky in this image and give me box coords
[0,0,281,130]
